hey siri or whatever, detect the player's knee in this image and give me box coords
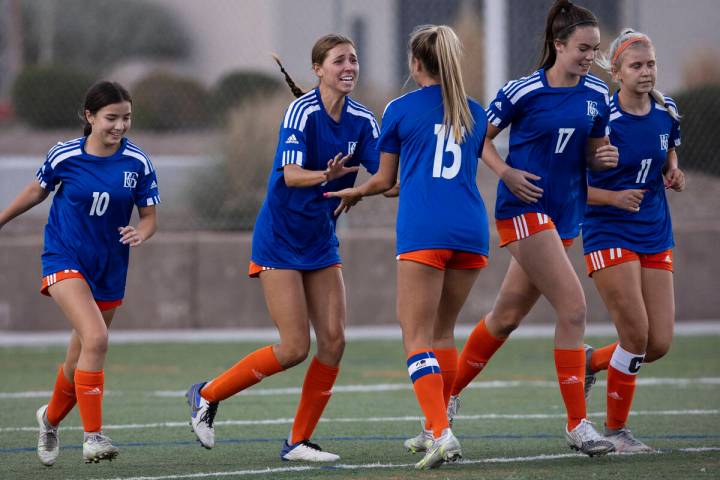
[559,302,587,330]
[81,331,109,358]
[645,340,671,363]
[490,309,524,337]
[620,329,648,355]
[317,332,345,364]
[277,340,310,368]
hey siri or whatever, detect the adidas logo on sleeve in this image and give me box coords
[285,134,299,144]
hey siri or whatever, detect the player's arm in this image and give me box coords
[587,186,645,212]
[663,149,685,191]
[481,124,543,203]
[283,152,359,188]
[587,136,619,171]
[326,151,398,216]
[119,206,157,247]
[0,180,50,230]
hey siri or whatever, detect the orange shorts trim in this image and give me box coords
[41,270,123,311]
[496,213,557,247]
[248,261,342,278]
[585,248,673,276]
[397,249,488,271]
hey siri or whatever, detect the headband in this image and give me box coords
[612,35,650,65]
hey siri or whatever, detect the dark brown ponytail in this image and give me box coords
[538,0,598,69]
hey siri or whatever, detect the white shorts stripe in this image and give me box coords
[609,248,615,260]
[512,217,522,240]
[520,215,529,237]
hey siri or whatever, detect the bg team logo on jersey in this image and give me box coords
[586,100,598,118]
[348,141,357,155]
[123,171,138,188]
[659,134,669,151]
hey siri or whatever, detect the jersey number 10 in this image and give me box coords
[89,191,110,216]
[433,124,462,180]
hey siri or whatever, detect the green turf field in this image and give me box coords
[1,334,718,479]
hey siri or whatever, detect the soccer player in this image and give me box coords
[185,34,380,463]
[582,29,684,453]
[328,25,490,469]
[448,0,617,456]
[0,81,159,465]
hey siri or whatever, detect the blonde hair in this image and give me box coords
[272,34,355,99]
[597,28,680,122]
[410,25,474,143]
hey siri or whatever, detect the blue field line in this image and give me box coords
[3,433,720,454]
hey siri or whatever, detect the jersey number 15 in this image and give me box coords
[433,124,463,180]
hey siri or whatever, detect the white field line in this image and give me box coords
[1,408,717,434]
[3,321,720,346]
[68,448,720,480]
[2,377,719,400]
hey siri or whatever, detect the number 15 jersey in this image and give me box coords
[36,137,160,300]
[487,68,610,239]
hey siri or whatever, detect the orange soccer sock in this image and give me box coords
[290,357,339,444]
[74,369,104,433]
[200,345,284,403]
[46,366,77,426]
[590,342,618,372]
[451,318,506,396]
[408,350,449,438]
[554,349,587,431]
[434,347,458,408]
[606,366,637,430]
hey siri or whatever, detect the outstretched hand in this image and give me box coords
[324,152,360,182]
[325,188,363,217]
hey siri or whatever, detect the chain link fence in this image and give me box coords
[0,0,718,232]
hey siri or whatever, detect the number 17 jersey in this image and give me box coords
[487,68,610,239]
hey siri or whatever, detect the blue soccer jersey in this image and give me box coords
[252,89,380,269]
[582,92,681,254]
[36,137,160,301]
[486,69,610,239]
[378,85,490,256]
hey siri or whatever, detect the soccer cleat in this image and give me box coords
[82,433,119,463]
[604,426,654,453]
[36,405,59,466]
[584,344,597,402]
[280,439,340,462]
[186,381,219,449]
[447,395,461,427]
[404,422,434,453]
[414,428,462,470]
[565,419,615,457]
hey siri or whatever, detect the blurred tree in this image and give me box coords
[21,0,190,72]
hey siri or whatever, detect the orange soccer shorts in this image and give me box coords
[248,261,342,278]
[41,270,123,311]
[496,213,574,247]
[397,249,488,271]
[585,248,673,276]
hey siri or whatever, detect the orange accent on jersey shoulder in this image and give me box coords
[397,249,488,271]
[496,213,557,247]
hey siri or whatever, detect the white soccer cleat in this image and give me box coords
[565,419,615,457]
[404,422,434,453]
[584,344,597,402]
[280,440,340,462]
[83,432,119,463]
[604,427,654,453]
[36,405,59,466]
[414,428,462,470]
[447,395,461,427]
[186,381,218,449]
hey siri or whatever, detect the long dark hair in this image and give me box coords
[80,81,132,136]
[538,0,598,69]
[272,33,355,99]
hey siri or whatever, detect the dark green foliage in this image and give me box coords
[11,65,95,129]
[210,71,283,121]
[132,72,210,131]
[21,0,190,73]
[672,84,720,176]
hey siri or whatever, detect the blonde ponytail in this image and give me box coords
[410,25,474,143]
